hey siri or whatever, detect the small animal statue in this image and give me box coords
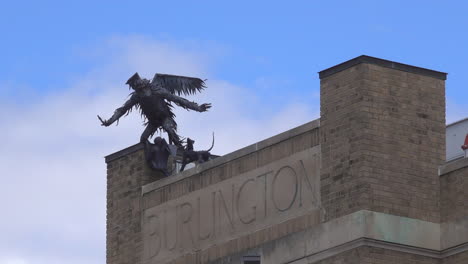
[180,133,215,172]
[144,137,172,176]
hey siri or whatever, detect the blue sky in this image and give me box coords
[2,0,467,113]
[1,1,467,264]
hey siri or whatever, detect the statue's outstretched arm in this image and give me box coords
[98,94,138,126]
[157,89,211,112]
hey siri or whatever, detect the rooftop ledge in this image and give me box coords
[141,118,320,195]
[439,157,468,176]
[319,55,447,80]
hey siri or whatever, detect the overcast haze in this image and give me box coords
[1,1,468,263]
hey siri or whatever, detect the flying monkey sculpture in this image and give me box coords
[98,73,211,148]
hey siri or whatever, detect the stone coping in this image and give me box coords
[439,157,468,175]
[319,55,447,80]
[105,142,143,163]
[141,118,320,195]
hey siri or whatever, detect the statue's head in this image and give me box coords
[186,138,195,149]
[153,136,167,146]
[126,73,144,91]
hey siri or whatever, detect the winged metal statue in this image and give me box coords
[98,73,211,148]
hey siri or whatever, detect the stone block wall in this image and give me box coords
[440,158,468,224]
[320,56,446,222]
[106,121,320,264]
[442,251,468,264]
[141,121,320,264]
[141,122,320,213]
[106,144,163,264]
[440,158,468,254]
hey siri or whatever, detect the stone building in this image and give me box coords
[105,55,468,264]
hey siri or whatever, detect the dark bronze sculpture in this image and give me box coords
[98,72,213,176]
[144,137,176,176]
[98,73,211,147]
[179,133,215,172]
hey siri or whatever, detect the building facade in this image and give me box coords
[105,56,468,264]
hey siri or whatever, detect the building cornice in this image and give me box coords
[319,55,447,80]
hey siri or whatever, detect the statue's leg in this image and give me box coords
[140,123,158,143]
[179,158,187,172]
[162,118,182,147]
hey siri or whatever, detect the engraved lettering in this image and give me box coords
[142,148,321,263]
[217,186,235,231]
[298,159,317,207]
[197,197,211,241]
[257,172,269,218]
[144,214,161,259]
[179,202,195,250]
[272,166,298,212]
[211,191,216,238]
[164,209,177,250]
[236,178,256,224]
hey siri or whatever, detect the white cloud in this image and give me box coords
[0,36,318,264]
[0,257,28,264]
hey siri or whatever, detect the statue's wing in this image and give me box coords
[151,73,206,96]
